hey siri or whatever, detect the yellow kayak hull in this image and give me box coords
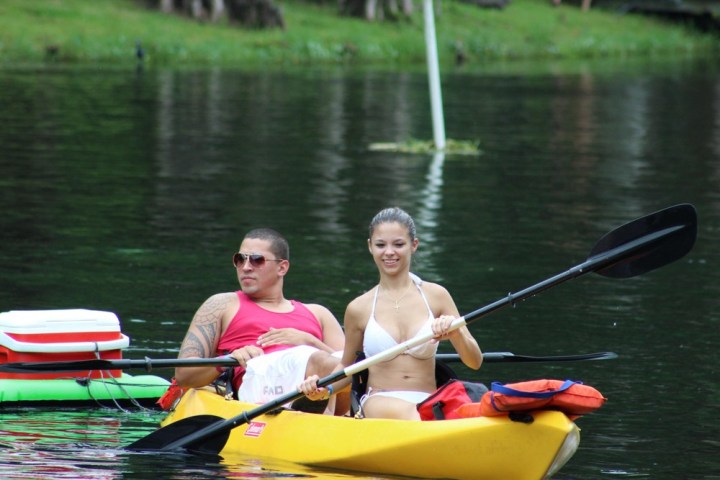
[162,388,580,480]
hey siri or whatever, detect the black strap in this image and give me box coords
[432,401,446,420]
[509,412,534,423]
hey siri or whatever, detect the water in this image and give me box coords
[0,57,719,479]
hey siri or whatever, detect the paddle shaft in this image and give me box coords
[0,356,239,373]
[0,351,618,374]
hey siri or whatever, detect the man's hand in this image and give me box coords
[230,345,264,368]
[257,327,311,348]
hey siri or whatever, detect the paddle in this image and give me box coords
[126,203,696,454]
[0,351,618,374]
[439,351,618,363]
[0,356,239,374]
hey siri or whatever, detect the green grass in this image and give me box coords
[0,0,717,67]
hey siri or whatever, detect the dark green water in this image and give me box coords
[0,58,718,479]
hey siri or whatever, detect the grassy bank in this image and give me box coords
[0,0,718,67]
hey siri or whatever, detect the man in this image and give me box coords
[173,228,347,414]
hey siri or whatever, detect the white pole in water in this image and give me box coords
[423,0,446,151]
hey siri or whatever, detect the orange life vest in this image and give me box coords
[455,379,606,420]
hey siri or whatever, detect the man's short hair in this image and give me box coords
[243,228,289,260]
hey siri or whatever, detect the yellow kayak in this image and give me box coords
[162,388,580,480]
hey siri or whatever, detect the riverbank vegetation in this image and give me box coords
[0,0,717,67]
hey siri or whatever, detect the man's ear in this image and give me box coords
[278,259,290,277]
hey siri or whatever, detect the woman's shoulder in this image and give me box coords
[415,278,454,308]
[345,287,376,317]
[348,287,375,308]
[414,277,449,295]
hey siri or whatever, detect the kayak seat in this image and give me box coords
[350,351,458,417]
[290,396,330,414]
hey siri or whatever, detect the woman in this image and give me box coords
[300,207,482,420]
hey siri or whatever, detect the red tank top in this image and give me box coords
[218,291,324,390]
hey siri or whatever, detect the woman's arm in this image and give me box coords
[298,296,367,400]
[308,303,346,352]
[428,283,483,370]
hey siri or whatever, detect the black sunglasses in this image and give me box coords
[232,252,283,269]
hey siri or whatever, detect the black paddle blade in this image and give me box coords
[477,351,618,363]
[126,415,229,453]
[436,351,618,363]
[589,203,697,278]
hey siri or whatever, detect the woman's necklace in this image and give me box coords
[383,283,412,311]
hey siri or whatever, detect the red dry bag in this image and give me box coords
[417,380,489,420]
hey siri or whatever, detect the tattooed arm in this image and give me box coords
[174,292,236,388]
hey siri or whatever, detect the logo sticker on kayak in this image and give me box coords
[245,421,266,437]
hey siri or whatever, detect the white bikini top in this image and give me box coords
[363,273,438,361]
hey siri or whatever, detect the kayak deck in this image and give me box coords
[163,388,580,480]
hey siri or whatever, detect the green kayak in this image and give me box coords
[0,373,170,408]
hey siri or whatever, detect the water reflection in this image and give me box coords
[1,59,719,479]
[0,409,154,479]
[416,152,444,242]
[0,408,396,479]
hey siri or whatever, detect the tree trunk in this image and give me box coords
[386,0,400,18]
[339,0,364,17]
[189,0,204,19]
[209,0,225,21]
[159,0,174,12]
[365,0,377,20]
[341,0,414,20]
[402,0,413,16]
[226,0,285,29]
